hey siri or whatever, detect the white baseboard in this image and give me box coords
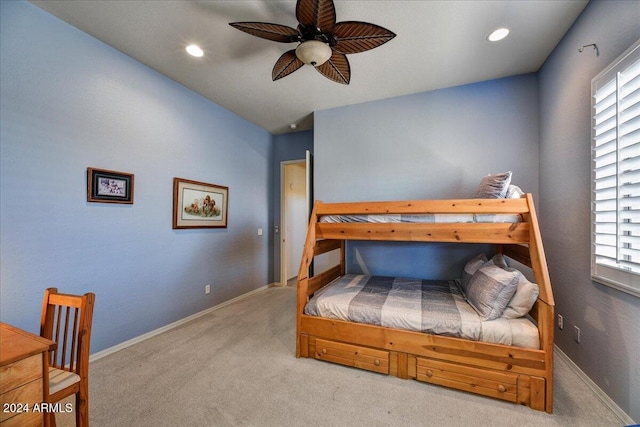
[554,345,635,425]
[89,284,271,362]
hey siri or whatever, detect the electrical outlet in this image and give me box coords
[574,326,580,343]
[557,314,564,330]
[205,285,211,295]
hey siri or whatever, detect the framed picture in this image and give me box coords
[173,178,228,229]
[87,167,134,204]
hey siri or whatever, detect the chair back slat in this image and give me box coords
[52,305,62,366]
[70,308,79,371]
[60,306,70,370]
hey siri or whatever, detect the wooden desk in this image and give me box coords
[0,322,55,427]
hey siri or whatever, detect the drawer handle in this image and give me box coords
[322,348,327,355]
[426,370,433,377]
[498,385,506,393]
[374,359,380,366]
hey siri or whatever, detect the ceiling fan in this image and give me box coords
[229,0,396,85]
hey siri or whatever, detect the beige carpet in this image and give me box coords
[56,286,625,426]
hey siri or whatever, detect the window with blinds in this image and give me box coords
[592,39,640,297]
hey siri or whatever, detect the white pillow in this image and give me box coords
[506,185,525,199]
[501,271,539,319]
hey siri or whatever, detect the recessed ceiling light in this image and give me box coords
[290,123,297,130]
[186,44,204,57]
[487,28,510,42]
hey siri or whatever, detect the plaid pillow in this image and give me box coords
[460,253,487,295]
[466,264,519,320]
[475,171,512,198]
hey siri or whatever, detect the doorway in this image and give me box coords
[280,161,307,287]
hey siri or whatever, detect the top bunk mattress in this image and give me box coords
[304,274,539,349]
[319,213,523,224]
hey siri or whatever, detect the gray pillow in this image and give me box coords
[490,253,509,269]
[475,171,512,198]
[466,264,519,320]
[461,253,487,294]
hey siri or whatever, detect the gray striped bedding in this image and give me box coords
[318,213,523,224]
[304,274,539,349]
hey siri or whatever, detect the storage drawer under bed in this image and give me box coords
[313,338,389,375]
[416,357,518,403]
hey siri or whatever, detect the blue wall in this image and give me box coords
[0,1,273,353]
[314,74,540,279]
[539,0,640,420]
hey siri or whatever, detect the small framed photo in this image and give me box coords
[173,178,228,229]
[87,168,134,204]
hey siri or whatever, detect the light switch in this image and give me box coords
[258,228,263,236]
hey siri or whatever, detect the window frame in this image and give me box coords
[591,39,640,298]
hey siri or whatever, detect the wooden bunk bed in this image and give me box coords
[296,194,554,413]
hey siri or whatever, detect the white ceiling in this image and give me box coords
[30,0,588,134]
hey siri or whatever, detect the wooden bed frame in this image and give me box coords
[296,194,554,413]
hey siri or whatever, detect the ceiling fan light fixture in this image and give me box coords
[295,40,332,66]
[229,0,396,84]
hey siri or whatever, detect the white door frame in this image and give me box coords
[280,159,306,287]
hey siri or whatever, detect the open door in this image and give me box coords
[280,156,310,287]
[306,150,314,277]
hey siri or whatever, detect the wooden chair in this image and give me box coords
[40,288,95,427]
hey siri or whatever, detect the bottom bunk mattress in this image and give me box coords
[304,274,539,349]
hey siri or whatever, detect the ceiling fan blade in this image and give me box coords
[272,50,305,81]
[296,0,336,33]
[315,51,350,85]
[229,22,300,43]
[333,21,396,54]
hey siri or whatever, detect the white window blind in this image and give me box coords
[592,39,640,297]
